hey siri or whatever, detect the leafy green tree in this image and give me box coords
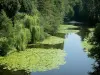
[0,10,13,55]
[81,0,100,24]
[37,0,65,34]
[0,0,20,26]
[19,0,33,14]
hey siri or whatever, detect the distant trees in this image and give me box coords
[64,0,82,22]
[80,0,100,24]
[64,0,100,24]
[37,0,65,34]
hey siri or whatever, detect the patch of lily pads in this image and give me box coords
[39,36,64,45]
[57,25,80,34]
[0,48,66,72]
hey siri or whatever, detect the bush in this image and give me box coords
[0,10,13,56]
[93,23,100,44]
[89,23,100,60]
[13,23,31,51]
[31,26,45,43]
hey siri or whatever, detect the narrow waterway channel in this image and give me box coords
[31,33,95,75]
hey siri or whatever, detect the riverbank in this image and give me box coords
[0,24,70,72]
[0,24,89,72]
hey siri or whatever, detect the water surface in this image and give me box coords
[0,33,95,75]
[31,33,95,75]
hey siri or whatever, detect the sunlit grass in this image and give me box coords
[57,24,80,34]
[39,36,64,45]
[0,48,66,72]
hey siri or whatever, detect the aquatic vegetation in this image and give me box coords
[88,28,94,32]
[0,48,66,72]
[82,38,92,53]
[39,36,64,45]
[82,32,94,53]
[81,30,94,53]
[57,25,79,34]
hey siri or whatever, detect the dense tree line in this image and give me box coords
[83,0,100,63]
[0,0,100,56]
[0,0,68,55]
[74,0,100,24]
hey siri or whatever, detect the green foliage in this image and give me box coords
[19,0,33,14]
[14,24,31,51]
[0,0,66,55]
[24,14,45,43]
[31,26,40,43]
[14,12,26,23]
[0,11,31,53]
[37,0,65,34]
[1,0,20,18]
[24,14,40,32]
[64,0,82,21]
[0,37,8,56]
[0,10,13,56]
[0,10,13,32]
[88,23,100,60]
[93,23,100,44]
[0,48,66,72]
[80,0,100,24]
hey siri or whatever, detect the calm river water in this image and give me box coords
[0,33,95,75]
[31,33,95,75]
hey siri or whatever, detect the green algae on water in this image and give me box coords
[0,48,66,72]
[57,25,80,34]
[39,36,64,45]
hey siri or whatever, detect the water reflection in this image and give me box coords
[63,33,95,75]
[0,67,29,75]
[77,26,90,41]
[0,33,96,75]
[31,33,95,75]
[89,62,100,75]
[28,43,64,49]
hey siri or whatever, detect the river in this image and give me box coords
[0,33,95,75]
[31,33,95,75]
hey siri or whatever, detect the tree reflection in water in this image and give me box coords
[0,67,30,75]
[89,62,100,75]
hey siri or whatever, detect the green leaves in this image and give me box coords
[19,0,33,14]
[1,0,20,18]
[37,0,65,34]
[0,0,66,55]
